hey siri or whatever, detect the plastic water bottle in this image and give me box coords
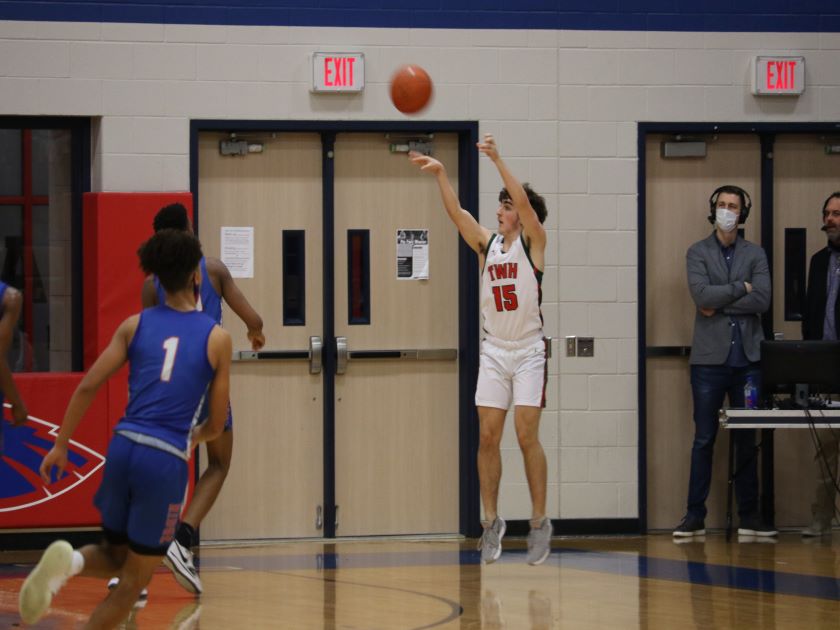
[744,375,758,409]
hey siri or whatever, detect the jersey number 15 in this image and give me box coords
[492,285,518,312]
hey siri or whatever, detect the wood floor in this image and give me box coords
[2,533,840,628]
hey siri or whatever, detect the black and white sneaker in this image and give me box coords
[737,516,778,537]
[672,516,705,538]
[163,539,203,594]
[107,576,149,608]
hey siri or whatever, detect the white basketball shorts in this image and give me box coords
[475,335,547,410]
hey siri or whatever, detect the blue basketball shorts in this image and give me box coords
[94,433,188,554]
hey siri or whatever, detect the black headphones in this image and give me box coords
[708,185,752,225]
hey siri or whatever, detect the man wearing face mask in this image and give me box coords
[800,192,840,537]
[673,185,776,539]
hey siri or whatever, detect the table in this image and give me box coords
[719,409,840,539]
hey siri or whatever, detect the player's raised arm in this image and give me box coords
[409,151,491,255]
[477,134,546,250]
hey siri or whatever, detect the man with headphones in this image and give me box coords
[673,185,777,539]
[800,191,840,537]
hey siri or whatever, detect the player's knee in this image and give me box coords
[479,427,503,449]
[515,426,540,450]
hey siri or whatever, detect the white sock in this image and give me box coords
[70,550,84,576]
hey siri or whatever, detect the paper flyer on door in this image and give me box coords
[396,229,429,280]
[221,226,254,278]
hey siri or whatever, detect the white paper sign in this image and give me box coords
[397,229,429,280]
[221,227,254,278]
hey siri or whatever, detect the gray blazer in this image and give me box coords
[686,233,771,365]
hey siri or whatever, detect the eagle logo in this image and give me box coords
[0,406,106,512]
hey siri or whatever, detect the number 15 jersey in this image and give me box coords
[480,233,544,342]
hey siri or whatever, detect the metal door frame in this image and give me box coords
[190,120,481,537]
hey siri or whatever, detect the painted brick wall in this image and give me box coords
[2,8,840,521]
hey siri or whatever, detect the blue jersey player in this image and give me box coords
[142,202,264,595]
[19,229,232,628]
[0,280,28,447]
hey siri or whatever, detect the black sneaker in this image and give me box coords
[673,516,705,537]
[737,515,778,537]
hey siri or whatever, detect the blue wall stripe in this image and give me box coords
[2,2,840,32]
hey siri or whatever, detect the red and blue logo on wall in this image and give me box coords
[0,407,105,523]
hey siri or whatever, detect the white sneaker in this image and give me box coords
[19,540,73,625]
[163,539,203,594]
[526,518,553,566]
[478,517,506,565]
[107,576,149,608]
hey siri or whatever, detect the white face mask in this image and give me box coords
[715,207,739,232]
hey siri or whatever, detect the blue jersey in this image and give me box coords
[0,281,6,448]
[155,257,222,324]
[117,306,217,456]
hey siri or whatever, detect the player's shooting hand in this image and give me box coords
[409,151,444,175]
[40,444,68,485]
[10,401,28,426]
[476,133,499,161]
[247,329,265,351]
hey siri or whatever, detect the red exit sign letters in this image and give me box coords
[752,56,805,95]
[312,52,365,92]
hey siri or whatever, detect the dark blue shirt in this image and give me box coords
[719,240,749,367]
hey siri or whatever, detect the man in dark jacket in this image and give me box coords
[800,191,840,536]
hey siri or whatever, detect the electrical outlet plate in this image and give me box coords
[578,337,594,357]
[565,336,576,357]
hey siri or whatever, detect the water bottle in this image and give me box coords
[744,375,758,409]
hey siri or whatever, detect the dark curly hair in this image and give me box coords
[153,203,190,232]
[499,183,547,224]
[137,229,202,294]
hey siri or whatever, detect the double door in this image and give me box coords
[196,131,462,539]
[645,130,840,529]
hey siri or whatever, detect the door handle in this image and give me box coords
[335,339,457,374]
[234,335,324,375]
[309,336,322,374]
[336,336,348,375]
[348,348,458,360]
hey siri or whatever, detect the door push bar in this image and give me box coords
[234,336,323,375]
[334,336,457,375]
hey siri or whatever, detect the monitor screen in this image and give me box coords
[761,340,840,400]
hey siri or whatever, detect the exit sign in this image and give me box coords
[312,52,364,92]
[752,56,805,95]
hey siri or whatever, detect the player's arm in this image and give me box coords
[409,151,491,255]
[141,275,158,309]
[40,315,138,483]
[208,258,265,351]
[0,288,27,425]
[477,133,546,251]
[192,325,231,445]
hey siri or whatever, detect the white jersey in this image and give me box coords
[480,233,543,342]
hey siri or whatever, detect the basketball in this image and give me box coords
[389,64,433,114]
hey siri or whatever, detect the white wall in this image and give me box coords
[3,20,838,520]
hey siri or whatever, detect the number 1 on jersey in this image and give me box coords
[160,337,180,382]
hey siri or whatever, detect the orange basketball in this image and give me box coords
[390,64,433,114]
